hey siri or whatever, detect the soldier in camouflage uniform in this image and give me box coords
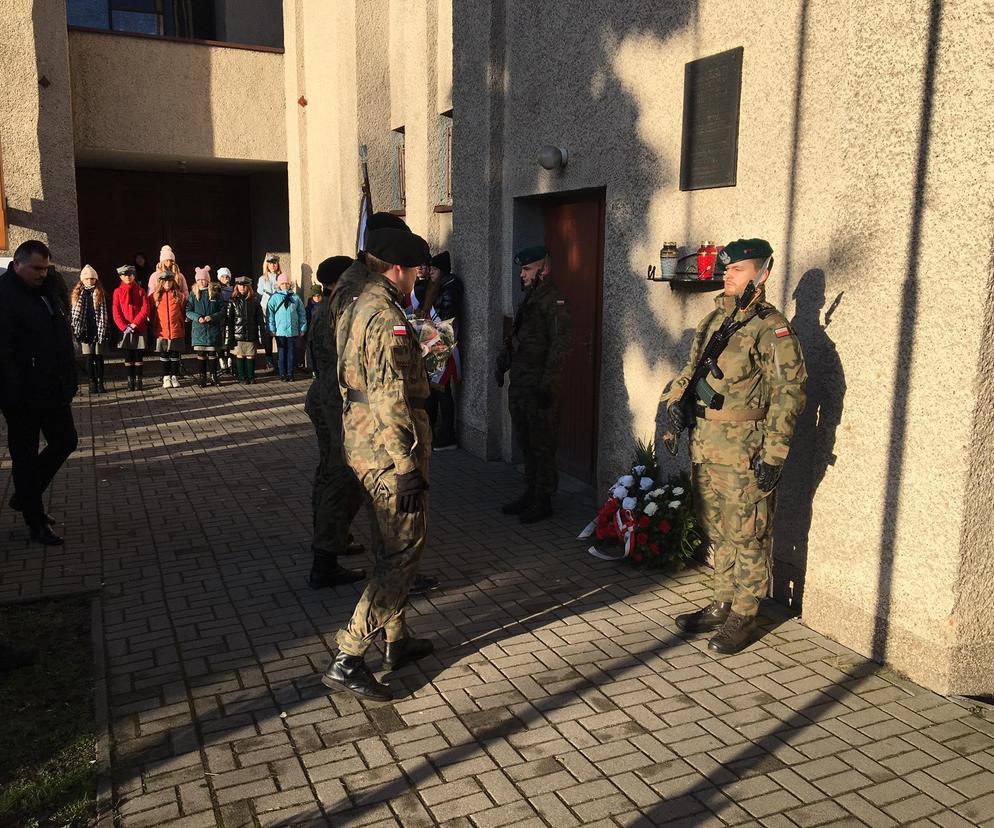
[304,255,366,589]
[498,245,572,524]
[665,239,806,655]
[321,227,434,702]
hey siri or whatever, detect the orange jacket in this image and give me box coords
[152,289,185,340]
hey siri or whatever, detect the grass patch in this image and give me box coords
[0,597,97,828]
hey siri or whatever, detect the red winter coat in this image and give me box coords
[112,282,150,335]
[152,289,186,340]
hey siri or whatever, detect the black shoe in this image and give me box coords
[708,613,758,655]
[9,496,55,525]
[321,652,392,701]
[308,564,366,589]
[199,375,209,388]
[433,440,457,452]
[88,380,98,394]
[676,601,732,634]
[0,642,36,674]
[519,499,552,524]
[501,490,533,515]
[127,376,136,391]
[209,372,220,387]
[383,636,434,671]
[30,524,64,546]
[136,376,144,391]
[409,574,439,595]
[96,380,107,393]
[342,539,365,557]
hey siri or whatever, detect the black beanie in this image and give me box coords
[430,251,451,274]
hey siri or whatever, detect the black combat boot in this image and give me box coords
[676,601,732,634]
[519,496,552,524]
[29,523,64,546]
[10,495,55,525]
[708,613,758,655]
[342,535,365,556]
[308,562,366,589]
[501,489,534,515]
[321,652,392,701]
[383,636,434,671]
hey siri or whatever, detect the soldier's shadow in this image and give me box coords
[772,268,846,610]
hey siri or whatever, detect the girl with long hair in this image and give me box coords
[70,265,110,393]
[225,276,265,384]
[257,253,281,370]
[112,264,151,391]
[186,266,224,387]
[151,271,185,387]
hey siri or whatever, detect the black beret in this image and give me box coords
[367,212,409,232]
[234,276,252,285]
[514,244,548,266]
[718,238,774,267]
[316,255,354,286]
[366,228,430,267]
[430,251,451,273]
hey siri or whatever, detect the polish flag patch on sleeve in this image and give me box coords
[774,326,791,338]
[392,324,408,336]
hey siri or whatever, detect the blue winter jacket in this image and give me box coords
[266,289,307,337]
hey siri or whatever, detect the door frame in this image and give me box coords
[510,186,606,484]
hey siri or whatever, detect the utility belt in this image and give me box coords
[694,404,767,422]
[346,388,426,409]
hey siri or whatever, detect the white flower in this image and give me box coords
[671,487,685,496]
[648,488,665,499]
[619,475,635,487]
[611,485,627,500]
[668,500,682,509]
[633,465,646,475]
[643,501,658,516]
[622,496,637,511]
[639,477,653,491]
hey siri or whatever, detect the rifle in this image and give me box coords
[663,256,771,455]
[494,288,533,388]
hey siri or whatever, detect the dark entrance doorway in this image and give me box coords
[540,191,605,483]
[76,168,253,292]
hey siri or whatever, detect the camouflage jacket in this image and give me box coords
[664,289,807,466]
[509,277,572,392]
[337,272,431,477]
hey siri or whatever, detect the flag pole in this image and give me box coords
[355,144,373,256]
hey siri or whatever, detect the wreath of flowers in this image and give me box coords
[579,439,703,570]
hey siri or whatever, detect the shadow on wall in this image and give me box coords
[772,268,845,610]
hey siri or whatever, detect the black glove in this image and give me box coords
[667,401,687,434]
[534,388,554,409]
[753,459,782,492]
[395,469,428,514]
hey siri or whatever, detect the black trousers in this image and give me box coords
[2,405,78,527]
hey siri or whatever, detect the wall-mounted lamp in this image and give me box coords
[538,145,568,171]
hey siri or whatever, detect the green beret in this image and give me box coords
[365,228,430,267]
[514,245,548,266]
[116,265,135,275]
[718,238,774,268]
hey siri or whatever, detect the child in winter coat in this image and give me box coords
[304,284,323,378]
[186,266,224,387]
[216,267,234,374]
[151,271,185,387]
[266,273,307,381]
[112,264,151,391]
[257,253,281,370]
[70,264,110,393]
[225,276,265,384]
[147,244,189,298]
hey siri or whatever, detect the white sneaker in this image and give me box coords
[170,375,180,388]
[162,376,171,389]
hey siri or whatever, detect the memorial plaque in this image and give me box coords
[679,46,744,191]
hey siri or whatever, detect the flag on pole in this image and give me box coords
[355,144,373,255]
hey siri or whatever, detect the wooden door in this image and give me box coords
[542,194,605,483]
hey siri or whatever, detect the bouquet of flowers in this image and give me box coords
[406,313,457,385]
[578,439,703,570]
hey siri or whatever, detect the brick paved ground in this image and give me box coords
[2,367,993,828]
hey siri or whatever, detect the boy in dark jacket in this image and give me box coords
[0,240,79,545]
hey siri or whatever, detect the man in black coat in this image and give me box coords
[0,240,79,545]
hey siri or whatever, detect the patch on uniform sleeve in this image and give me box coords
[774,326,791,338]
[392,324,408,336]
[556,299,567,305]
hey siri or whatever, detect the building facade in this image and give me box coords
[2,0,991,696]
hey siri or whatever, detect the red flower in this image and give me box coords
[638,515,650,528]
[658,519,672,535]
[636,532,648,546]
[650,543,660,555]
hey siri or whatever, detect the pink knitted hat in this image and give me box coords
[194,265,211,282]
[79,264,98,281]
[276,273,291,286]
[159,245,176,263]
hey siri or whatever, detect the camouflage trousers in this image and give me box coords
[692,461,775,617]
[336,466,428,656]
[306,401,363,562]
[508,387,559,497]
